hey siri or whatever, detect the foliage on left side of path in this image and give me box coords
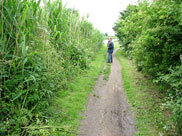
[46,46,107,136]
[0,0,103,135]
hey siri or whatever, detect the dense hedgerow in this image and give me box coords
[0,0,103,135]
[114,0,182,133]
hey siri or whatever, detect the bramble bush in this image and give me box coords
[0,0,103,135]
[157,65,182,133]
[114,0,182,133]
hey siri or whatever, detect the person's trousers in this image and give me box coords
[108,52,112,63]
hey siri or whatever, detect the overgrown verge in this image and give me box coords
[31,46,107,136]
[48,46,107,136]
[114,0,182,133]
[0,0,103,135]
[116,50,175,136]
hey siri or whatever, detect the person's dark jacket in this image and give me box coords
[108,41,114,53]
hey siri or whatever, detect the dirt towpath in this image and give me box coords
[79,49,137,136]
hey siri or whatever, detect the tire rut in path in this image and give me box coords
[79,49,137,136]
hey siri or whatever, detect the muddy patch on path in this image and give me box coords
[79,49,137,136]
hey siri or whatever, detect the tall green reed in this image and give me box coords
[0,0,103,135]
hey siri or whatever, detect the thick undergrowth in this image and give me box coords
[0,0,103,135]
[114,0,182,134]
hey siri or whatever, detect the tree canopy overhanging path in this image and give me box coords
[79,49,137,136]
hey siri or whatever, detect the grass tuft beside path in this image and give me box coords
[116,49,174,136]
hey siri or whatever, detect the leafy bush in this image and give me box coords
[0,0,103,135]
[114,0,182,76]
[157,66,182,133]
[114,0,182,133]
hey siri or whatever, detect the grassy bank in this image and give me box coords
[41,46,108,136]
[116,49,175,136]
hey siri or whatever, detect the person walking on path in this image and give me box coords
[108,38,114,63]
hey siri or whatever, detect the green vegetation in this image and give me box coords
[114,0,182,133]
[104,32,108,37]
[103,63,111,80]
[43,46,107,136]
[0,0,103,135]
[116,50,175,136]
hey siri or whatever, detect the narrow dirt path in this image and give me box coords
[79,49,137,136]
